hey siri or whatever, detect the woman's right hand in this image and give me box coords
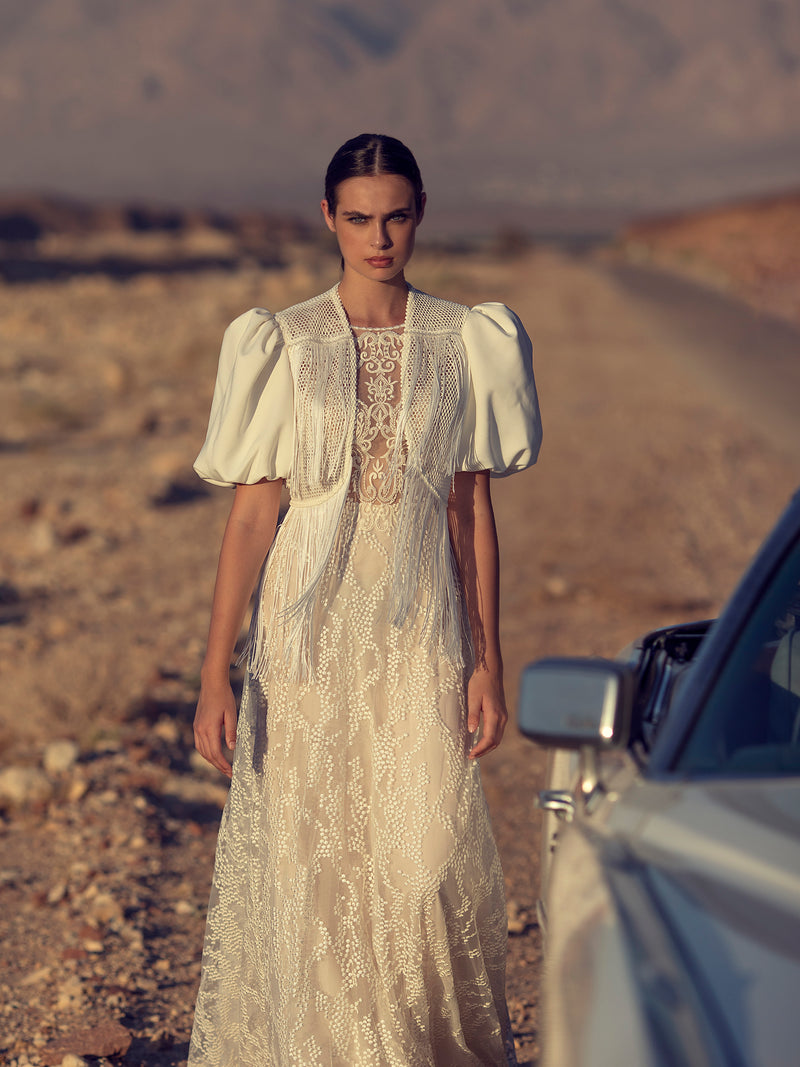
[193,679,238,778]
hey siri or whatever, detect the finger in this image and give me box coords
[467,694,482,734]
[468,709,506,759]
[224,706,238,750]
[195,729,233,778]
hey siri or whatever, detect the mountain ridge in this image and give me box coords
[1,0,799,216]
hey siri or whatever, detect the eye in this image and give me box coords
[390,213,411,223]
[348,215,367,224]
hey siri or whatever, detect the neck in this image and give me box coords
[336,272,409,328]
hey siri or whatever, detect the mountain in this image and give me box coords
[1,0,799,224]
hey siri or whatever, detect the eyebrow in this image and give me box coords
[340,207,413,218]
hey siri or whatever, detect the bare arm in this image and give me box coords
[194,478,284,776]
[448,470,507,759]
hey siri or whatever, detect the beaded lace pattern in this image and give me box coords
[188,308,518,1067]
[349,324,405,514]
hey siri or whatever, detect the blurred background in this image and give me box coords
[1,3,799,1066]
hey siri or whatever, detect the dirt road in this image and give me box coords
[0,247,797,1065]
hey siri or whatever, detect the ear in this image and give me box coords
[321,200,337,233]
[416,192,427,225]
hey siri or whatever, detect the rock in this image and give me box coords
[506,898,528,936]
[21,964,51,986]
[60,1055,88,1067]
[152,716,180,743]
[43,740,79,775]
[45,616,71,640]
[0,765,53,806]
[101,359,129,393]
[148,450,186,480]
[66,777,88,802]
[161,773,228,809]
[46,880,67,905]
[41,1020,131,1065]
[55,976,85,1012]
[29,518,57,553]
[90,891,123,923]
[543,575,570,599]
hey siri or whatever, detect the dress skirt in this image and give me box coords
[188,498,517,1066]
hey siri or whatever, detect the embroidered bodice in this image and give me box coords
[193,285,542,681]
[350,325,405,505]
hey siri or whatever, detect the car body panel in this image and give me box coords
[521,488,800,1066]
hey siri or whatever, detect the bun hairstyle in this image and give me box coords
[324,133,425,217]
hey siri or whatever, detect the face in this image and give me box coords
[322,173,425,284]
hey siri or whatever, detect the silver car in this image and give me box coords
[519,488,800,1067]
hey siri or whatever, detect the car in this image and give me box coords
[518,487,800,1067]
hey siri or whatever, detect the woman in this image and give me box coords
[189,133,541,1066]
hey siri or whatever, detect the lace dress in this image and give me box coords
[188,324,518,1067]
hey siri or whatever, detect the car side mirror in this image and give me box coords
[518,657,634,750]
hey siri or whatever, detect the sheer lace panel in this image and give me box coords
[349,325,405,505]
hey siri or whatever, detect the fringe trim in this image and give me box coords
[388,470,464,668]
[243,481,352,686]
[242,298,476,686]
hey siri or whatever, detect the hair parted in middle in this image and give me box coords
[324,134,425,217]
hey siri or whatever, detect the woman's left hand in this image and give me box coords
[467,668,508,759]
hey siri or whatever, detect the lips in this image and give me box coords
[366,257,393,267]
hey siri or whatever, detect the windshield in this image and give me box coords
[677,540,800,776]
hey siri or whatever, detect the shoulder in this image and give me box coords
[275,285,348,342]
[464,301,527,337]
[221,306,282,349]
[408,288,528,344]
[215,309,285,382]
[408,287,470,332]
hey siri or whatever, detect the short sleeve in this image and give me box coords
[193,309,294,487]
[456,302,542,476]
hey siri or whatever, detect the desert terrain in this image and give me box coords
[1,204,799,1065]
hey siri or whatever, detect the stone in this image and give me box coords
[46,880,67,905]
[0,765,53,806]
[60,1055,88,1067]
[90,891,123,924]
[29,518,57,553]
[55,976,85,1012]
[45,616,72,640]
[543,575,570,599]
[506,898,528,936]
[66,777,88,802]
[43,740,79,775]
[21,964,51,986]
[152,716,180,743]
[41,1020,131,1064]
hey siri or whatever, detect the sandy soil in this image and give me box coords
[1,244,798,1066]
[617,189,800,328]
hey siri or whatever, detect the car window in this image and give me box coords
[677,540,800,776]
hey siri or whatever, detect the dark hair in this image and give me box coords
[324,133,424,217]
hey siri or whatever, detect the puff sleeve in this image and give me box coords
[456,302,542,476]
[193,309,294,487]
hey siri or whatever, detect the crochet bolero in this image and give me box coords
[194,285,541,489]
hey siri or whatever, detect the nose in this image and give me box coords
[372,222,391,249]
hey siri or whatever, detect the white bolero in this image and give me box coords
[194,299,541,488]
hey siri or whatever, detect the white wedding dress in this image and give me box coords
[189,321,526,1066]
